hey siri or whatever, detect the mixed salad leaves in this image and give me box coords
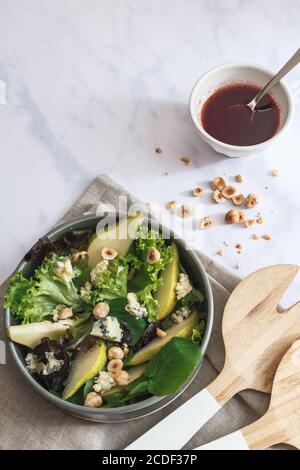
[5,213,206,408]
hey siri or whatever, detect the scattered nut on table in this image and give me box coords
[239,211,246,223]
[256,216,264,224]
[180,156,191,166]
[232,194,245,206]
[178,204,193,218]
[165,200,177,211]
[225,210,240,224]
[192,187,205,197]
[244,219,256,228]
[212,190,226,203]
[222,185,237,199]
[235,174,244,183]
[212,177,226,191]
[262,233,272,240]
[200,216,214,230]
[246,193,259,208]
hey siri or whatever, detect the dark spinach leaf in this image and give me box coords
[145,337,202,396]
[109,298,147,345]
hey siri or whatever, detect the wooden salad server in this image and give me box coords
[127,265,300,450]
[196,339,300,449]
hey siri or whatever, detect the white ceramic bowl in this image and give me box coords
[189,63,294,158]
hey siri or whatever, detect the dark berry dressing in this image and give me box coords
[200,83,280,146]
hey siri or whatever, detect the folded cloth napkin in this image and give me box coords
[0,175,274,450]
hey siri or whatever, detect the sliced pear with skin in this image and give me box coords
[63,341,107,400]
[88,212,145,269]
[103,364,146,397]
[154,243,180,321]
[129,311,199,366]
[7,321,71,349]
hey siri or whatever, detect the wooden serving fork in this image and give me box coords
[127,265,300,450]
[196,339,300,449]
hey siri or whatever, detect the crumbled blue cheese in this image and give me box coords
[91,316,123,342]
[80,281,93,300]
[125,292,148,319]
[90,260,109,284]
[55,258,73,283]
[25,352,64,376]
[175,273,193,300]
[171,306,192,324]
[42,352,64,376]
[25,353,44,374]
[94,371,115,393]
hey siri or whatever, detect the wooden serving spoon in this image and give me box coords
[127,265,300,450]
[196,339,300,449]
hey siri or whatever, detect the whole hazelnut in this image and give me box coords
[114,370,130,386]
[84,392,102,408]
[93,302,110,319]
[107,359,123,374]
[225,210,240,224]
[108,346,124,360]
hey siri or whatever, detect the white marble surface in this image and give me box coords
[1,0,300,306]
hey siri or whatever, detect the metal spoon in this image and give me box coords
[232,48,300,114]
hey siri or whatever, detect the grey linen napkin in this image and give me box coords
[0,175,272,450]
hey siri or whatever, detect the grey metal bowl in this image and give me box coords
[4,214,213,422]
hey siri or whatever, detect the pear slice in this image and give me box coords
[154,243,180,320]
[87,212,145,269]
[103,364,146,397]
[7,321,70,349]
[63,341,107,400]
[129,311,199,366]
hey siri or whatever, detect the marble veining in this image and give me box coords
[1,0,300,306]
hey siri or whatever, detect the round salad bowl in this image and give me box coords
[4,213,213,423]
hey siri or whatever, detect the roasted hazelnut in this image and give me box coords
[232,194,245,206]
[239,211,246,223]
[200,217,214,230]
[107,359,123,374]
[165,200,177,211]
[114,370,130,386]
[246,193,259,208]
[244,219,256,228]
[212,190,226,204]
[225,210,240,224]
[58,307,73,320]
[156,328,167,338]
[93,302,110,319]
[192,187,205,197]
[235,174,244,183]
[146,246,161,264]
[108,347,124,360]
[178,204,193,218]
[101,247,118,260]
[222,185,237,199]
[212,177,226,191]
[84,392,102,408]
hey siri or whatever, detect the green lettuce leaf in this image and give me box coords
[5,254,81,324]
[92,256,128,302]
[128,228,172,321]
[191,320,206,344]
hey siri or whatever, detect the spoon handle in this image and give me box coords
[251,48,300,109]
[126,388,221,450]
[194,430,249,450]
